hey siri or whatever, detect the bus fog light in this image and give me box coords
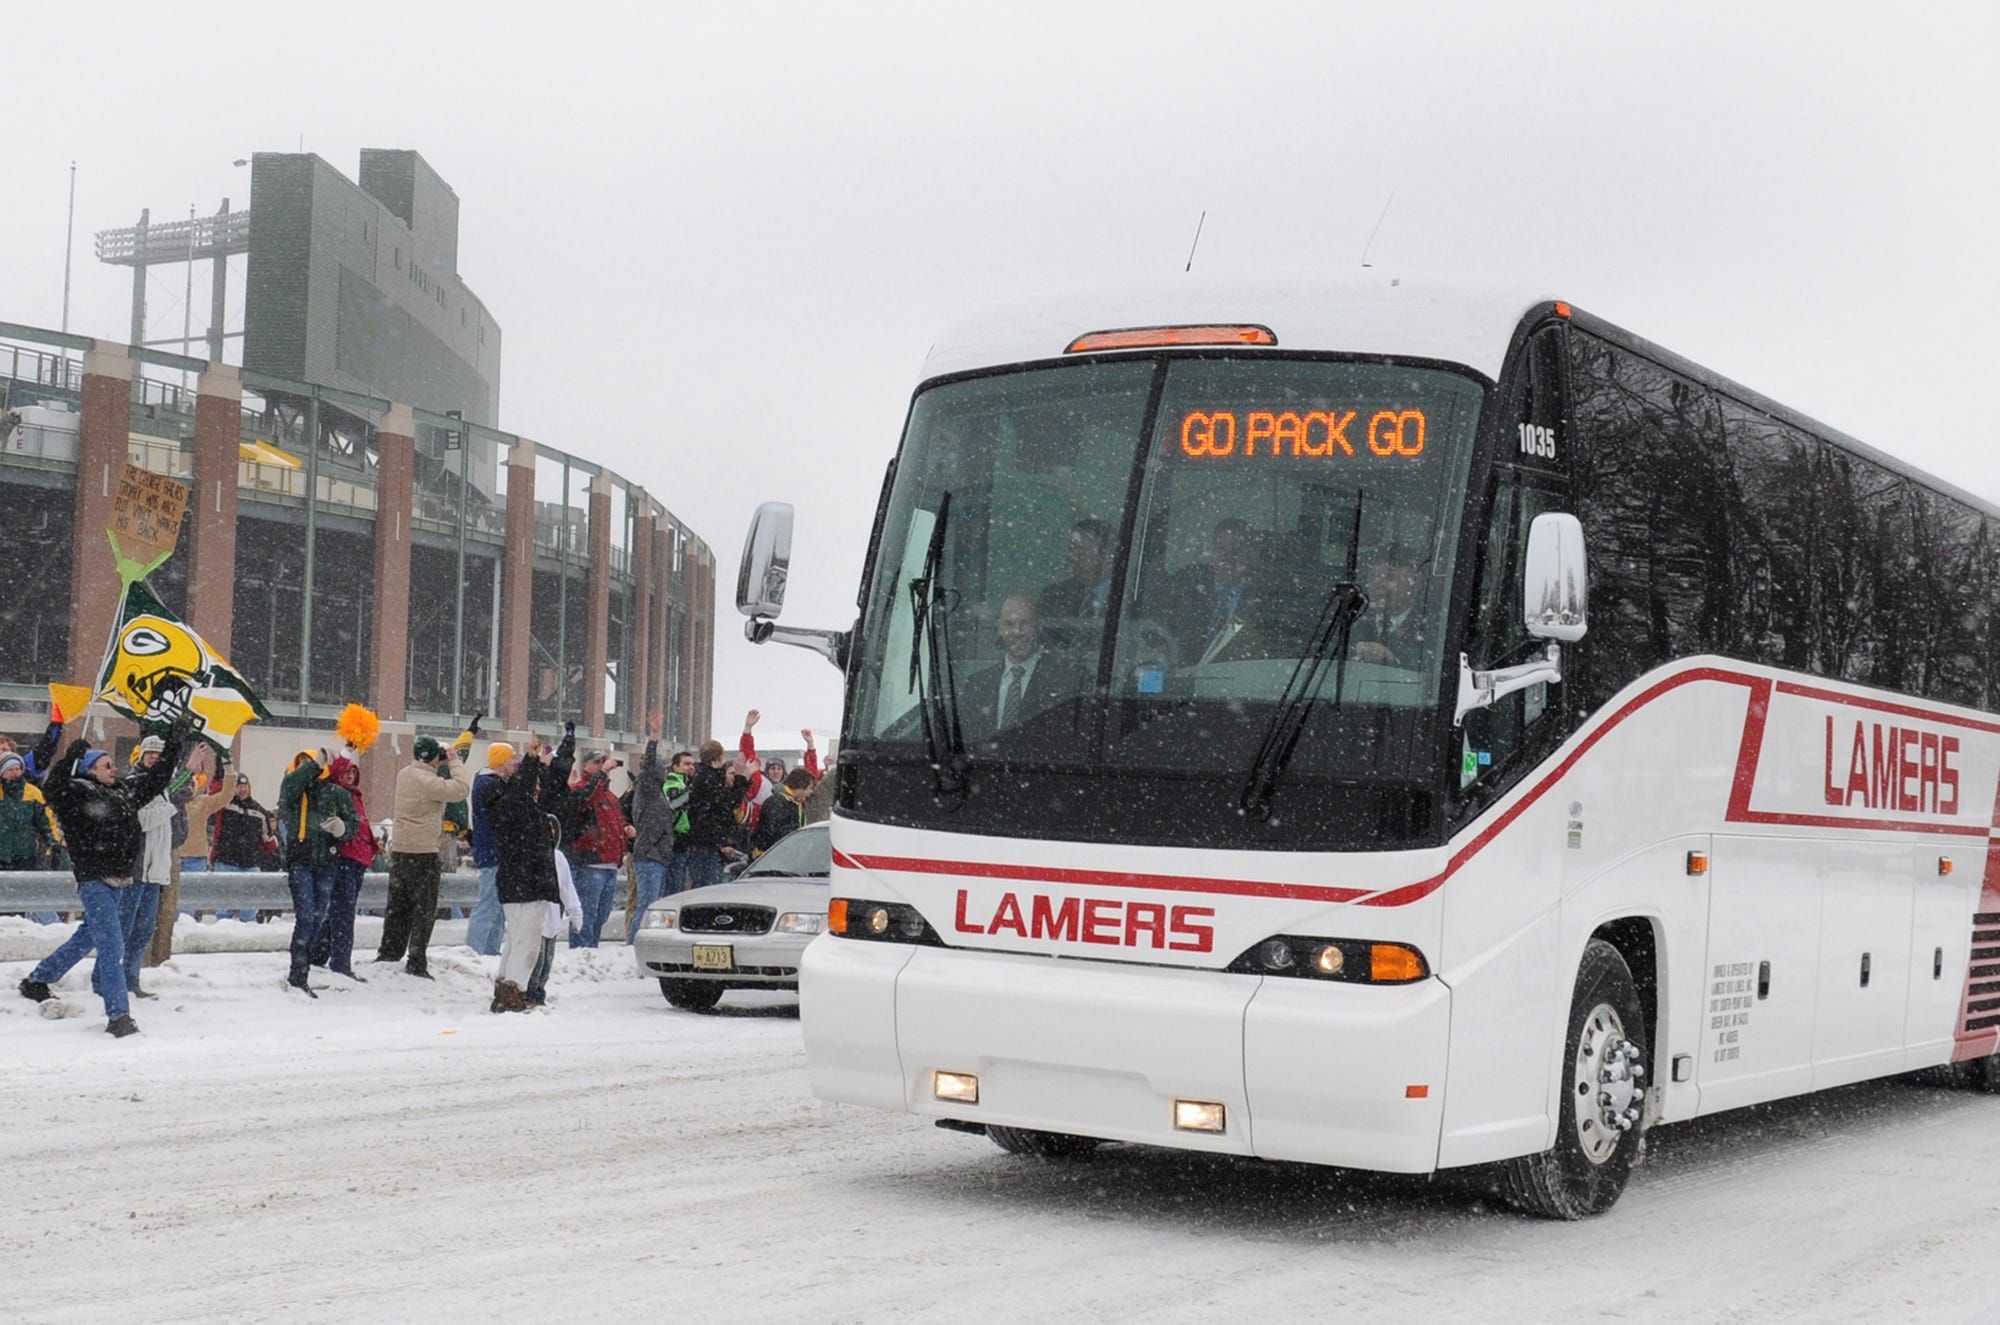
[933,1071,979,1104]
[1173,1099,1226,1133]
[1313,944,1345,976]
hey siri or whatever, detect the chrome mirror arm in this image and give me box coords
[745,617,849,670]
[1454,643,1562,726]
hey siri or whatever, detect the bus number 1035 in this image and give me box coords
[1518,422,1558,460]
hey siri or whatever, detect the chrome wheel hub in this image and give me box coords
[1572,1001,1645,1164]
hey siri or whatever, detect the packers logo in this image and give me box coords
[109,615,204,713]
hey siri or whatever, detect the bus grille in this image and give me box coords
[1965,912,2000,1034]
[680,904,776,936]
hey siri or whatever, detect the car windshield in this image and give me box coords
[740,825,832,880]
[848,354,1483,783]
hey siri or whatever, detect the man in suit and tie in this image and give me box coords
[964,593,1084,743]
[1036,518,1114,637]
[1351,544,1429,667]
[1164,517,1254,665]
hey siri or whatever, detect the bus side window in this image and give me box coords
[1460,471,1563,793]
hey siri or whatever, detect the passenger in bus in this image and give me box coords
[1161,517,1253,664]
[963,594,1083,742]
[1036,517,1114,645]
[1351,544,1428,667]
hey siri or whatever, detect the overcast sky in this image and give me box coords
[2,2,1992,741]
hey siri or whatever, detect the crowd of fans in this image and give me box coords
[9,701,824,1036]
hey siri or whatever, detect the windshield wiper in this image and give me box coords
[907,492,968,801]
[1239,494,1369,822]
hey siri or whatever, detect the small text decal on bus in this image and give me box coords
[954,889,1215,953]
[1822,716,1961,814]
[1518,422,1557,460]
[1180,409,1426,460]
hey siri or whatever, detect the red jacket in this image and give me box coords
[570,775,628,867]
[329,757,378,868]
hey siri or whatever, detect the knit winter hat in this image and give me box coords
[79,750,112,775]
[485,741,517,769]
[412,736,445,763]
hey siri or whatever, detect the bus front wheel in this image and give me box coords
[987,1126,1102,1159]
[1500,938,1648,1219]
[1971,1054,2000,1094]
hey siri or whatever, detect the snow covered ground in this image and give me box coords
[3,919,1998,1323]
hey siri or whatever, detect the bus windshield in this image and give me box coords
[847,354,1483,846]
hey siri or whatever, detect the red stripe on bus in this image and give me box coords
[1363,667,1760,907]
[1773,679,2000,736]
[832,848,1373,905]
[1725,678,1773,820]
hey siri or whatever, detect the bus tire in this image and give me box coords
[1499,938,1647,1219]
[659,978,724,1013]
[987,1126,1102,1159]
[1972,1054,2000,1094]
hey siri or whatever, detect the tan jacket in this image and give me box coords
[391,758,474,855]
[180,782,235,860]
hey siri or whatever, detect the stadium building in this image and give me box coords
[0,149,715,796]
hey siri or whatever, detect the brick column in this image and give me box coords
[695,548,715,740]
[651,524,672,742]
[187,363,242,659]
[69,341,132,688]
[681,540,700,742]
[499,440,536,731]
[630,496,655,727]
[584,473,613,736]
[370,404,415,721]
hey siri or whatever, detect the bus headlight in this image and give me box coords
[1228,936,1428,984]
[827,898,944,946]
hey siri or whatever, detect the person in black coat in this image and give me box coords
[18,716,186,1036]
[682,741,738,891]
[485,728,573,1009]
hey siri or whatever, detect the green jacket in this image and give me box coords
[277,758,359,868]
[0,777,54,863]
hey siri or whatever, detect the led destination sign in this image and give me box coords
[1179,408,1428,459]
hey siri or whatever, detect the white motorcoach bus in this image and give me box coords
[739,272,2000,1218]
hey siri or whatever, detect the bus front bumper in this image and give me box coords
[801,938,1451,1174]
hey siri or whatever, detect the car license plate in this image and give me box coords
[691,944,735,972]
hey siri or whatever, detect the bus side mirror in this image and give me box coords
[737,501,794,619]
[1523,512,1587,642]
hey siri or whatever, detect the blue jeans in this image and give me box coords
[120,882,162,990]
[177,856,207,917]
[213,862,257,920]
[286,864,337,983]
[465,864,504,955]
[311,858,365,973]
[29,880,130,1021]
[683,849,724,891]
[569,862,620,948]
[662,851,691,896]
[629,859,669,943]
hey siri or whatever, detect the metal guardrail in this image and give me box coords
[0,870,483,914]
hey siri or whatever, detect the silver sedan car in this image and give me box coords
[632,822,831,1012]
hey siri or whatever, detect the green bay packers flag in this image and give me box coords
[94,580,270,746]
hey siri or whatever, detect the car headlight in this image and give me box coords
[641,909,678,931]
[775,911,826,936]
